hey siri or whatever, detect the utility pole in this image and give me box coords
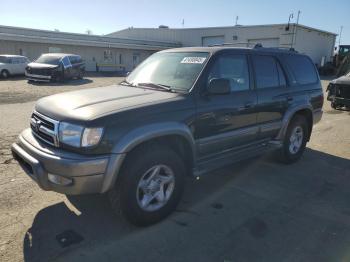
[182,19,185,28]
[339,25,343,46]
[235,16,239,26]
[291,10,301,49]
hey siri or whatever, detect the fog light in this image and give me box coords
[48,174,73,186]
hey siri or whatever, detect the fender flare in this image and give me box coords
[101,122,196,193]
[275,103,313,141]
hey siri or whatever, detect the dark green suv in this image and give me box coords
[12,46,323,226]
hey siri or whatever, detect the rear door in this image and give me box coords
[195,52,258,157]
[7,58,18,74]
[252,54,289,139]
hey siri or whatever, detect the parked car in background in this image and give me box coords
[327,72,350,109]
[25,53,85,82]
[0,55,30,78]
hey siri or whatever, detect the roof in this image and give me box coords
[0,54,27,57]
[41,53,76,57]
[109,23,337,37]
[0,25,181,51]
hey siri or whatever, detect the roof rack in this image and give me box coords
[253,43,297,52]
[208,42,297,52]
[208,42,257,47]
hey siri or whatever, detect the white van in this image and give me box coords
[0,55,30,78]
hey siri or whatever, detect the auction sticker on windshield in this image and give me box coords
[181,57,206,64]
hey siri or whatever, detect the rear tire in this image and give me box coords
[1,70,10,79]
[278,115,308,164]
[77,69,85,79]
[108,144,186,226]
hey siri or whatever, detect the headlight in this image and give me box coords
[58,122,103,148]
[82,127,104,147]
[59,122,84,147]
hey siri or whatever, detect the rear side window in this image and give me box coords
[252,55,280,89]
[286,55,318,85]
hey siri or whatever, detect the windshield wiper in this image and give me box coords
[120,80,136,86]
[137,82,173,92]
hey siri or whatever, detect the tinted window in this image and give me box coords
[286,55,318,85]
[61,56,71,68]
[0,56,9,63]
[253,55,279,89]
[208,54,250,91]
[69,56,77,64]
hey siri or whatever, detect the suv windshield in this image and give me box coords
[126,52,209,91]
[35,55,62,65]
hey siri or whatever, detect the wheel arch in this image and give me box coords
[102,122,196,193]
[277,104,314,141]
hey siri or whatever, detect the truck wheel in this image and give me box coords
[278,115,308,164]
[1,70,10,78]
[109,145,186,226]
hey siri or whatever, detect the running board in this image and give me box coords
[193,141,279,177]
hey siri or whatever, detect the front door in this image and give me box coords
[195,53,258,157]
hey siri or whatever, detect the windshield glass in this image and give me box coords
[126,52,209,91]
[35,55,62,65]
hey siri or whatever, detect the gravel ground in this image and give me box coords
[0,77,349,262]
[0,74,124,104]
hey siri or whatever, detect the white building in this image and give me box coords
[108,24,337,66]
[0,25,180,71]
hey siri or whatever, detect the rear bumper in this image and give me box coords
[313,109,323,125]
[11,129,125,195]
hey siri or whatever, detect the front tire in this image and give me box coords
[1,70,10,78]
[109,145,186,226]
[278,115,308,164]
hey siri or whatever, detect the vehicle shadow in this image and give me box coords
[27,78,93,87]
[22,148,350,262]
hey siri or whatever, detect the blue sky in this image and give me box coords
[1,0,349,44]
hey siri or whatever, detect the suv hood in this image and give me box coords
[28,62,59,69]
[331,75,350,85]
[35,85,182,121]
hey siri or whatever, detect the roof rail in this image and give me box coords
[208,42,298,53]
[253,44,298,52]
[208,42,258,47]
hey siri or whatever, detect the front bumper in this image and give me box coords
[25,72,52,82]
[11,129,125,195]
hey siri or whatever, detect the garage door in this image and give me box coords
[202,36,225,46]
[248,38,280,48]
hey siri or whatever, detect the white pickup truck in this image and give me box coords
[0,55,30,78]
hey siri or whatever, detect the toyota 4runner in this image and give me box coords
[12,46,323,226]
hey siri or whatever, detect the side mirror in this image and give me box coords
[207,78,231,95]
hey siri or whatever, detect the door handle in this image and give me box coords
[244,102,254,108]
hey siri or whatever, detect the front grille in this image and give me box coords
[336,85,350,99]
[28,68,51,76]
[30,111,59,147]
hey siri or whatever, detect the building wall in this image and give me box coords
[293,26,336,66]
[109,24,336,65]
[109,25,284,47]
[0,40,155,71]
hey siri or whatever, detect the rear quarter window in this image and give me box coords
[286,55,318,85]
